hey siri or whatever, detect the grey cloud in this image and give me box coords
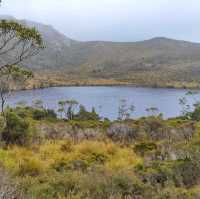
[1,0,200,42]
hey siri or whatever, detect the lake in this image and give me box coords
[5,86,200,120]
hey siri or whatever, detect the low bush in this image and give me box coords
[17,157,45,177]
[134,141,157,156]
[1,110,30,145]
[173,158,200,188]
[107,123,138,143]
[0,167,23,199]
[33,109,57,120]
[75,105,100,121]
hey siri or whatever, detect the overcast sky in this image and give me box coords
[1,0,200,42]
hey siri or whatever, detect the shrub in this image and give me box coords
[14,107,30,118]
[173,158,200,188]
[32,109,57,120]
[75,105,100,121]
[142,116,164,133]
[20,172,80,199]
[111,173,144,198]
[32,109,45,120]
[17,157,45,177]
[1,111,30,145]
[107,123,138,143]
[190,106,200,121]
[134,142,157,156]
[78,171,145,199]
[0,167,23,198]
[155,187,192,199]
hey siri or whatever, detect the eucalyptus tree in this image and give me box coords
[118,99,135,120]
[58,100,79,120]
[0,66,33,116]
[0,19,43,120]
[146,107,159,116]
[0,20,43,71]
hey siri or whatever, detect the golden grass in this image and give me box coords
[0,140,142,177]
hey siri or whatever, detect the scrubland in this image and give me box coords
[0,101,200,199]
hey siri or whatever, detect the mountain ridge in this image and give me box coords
[1,16,200,89]
[2,15,199,44]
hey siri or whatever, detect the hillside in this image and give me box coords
[2,16,200,88]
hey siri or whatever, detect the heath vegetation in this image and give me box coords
[0,96,199,198]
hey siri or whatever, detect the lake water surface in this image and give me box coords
[6,86,200,120]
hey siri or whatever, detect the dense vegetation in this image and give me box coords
[0,99,200,198]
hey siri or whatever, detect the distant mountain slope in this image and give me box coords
[1,16,200,88]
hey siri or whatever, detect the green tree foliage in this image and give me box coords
[0,66,33,118]
[179,91,200,120]
[1,109,30,145]
[32,109,57,120]
[0,20,43,71]
[118,99,135,120]
[32,99,44,109]
[146,107,159,116]
[75,105,100,121]
[0,17,47,142]
[58,100,78,120]
[0,18,43,121]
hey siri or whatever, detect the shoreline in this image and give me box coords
[22,80,200,91]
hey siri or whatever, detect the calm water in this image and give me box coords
[5,86,200,120]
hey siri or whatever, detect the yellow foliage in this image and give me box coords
[106,147,142,171]
[0,149,17,170]
[17,157,45,176]
[0,140,142,177]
